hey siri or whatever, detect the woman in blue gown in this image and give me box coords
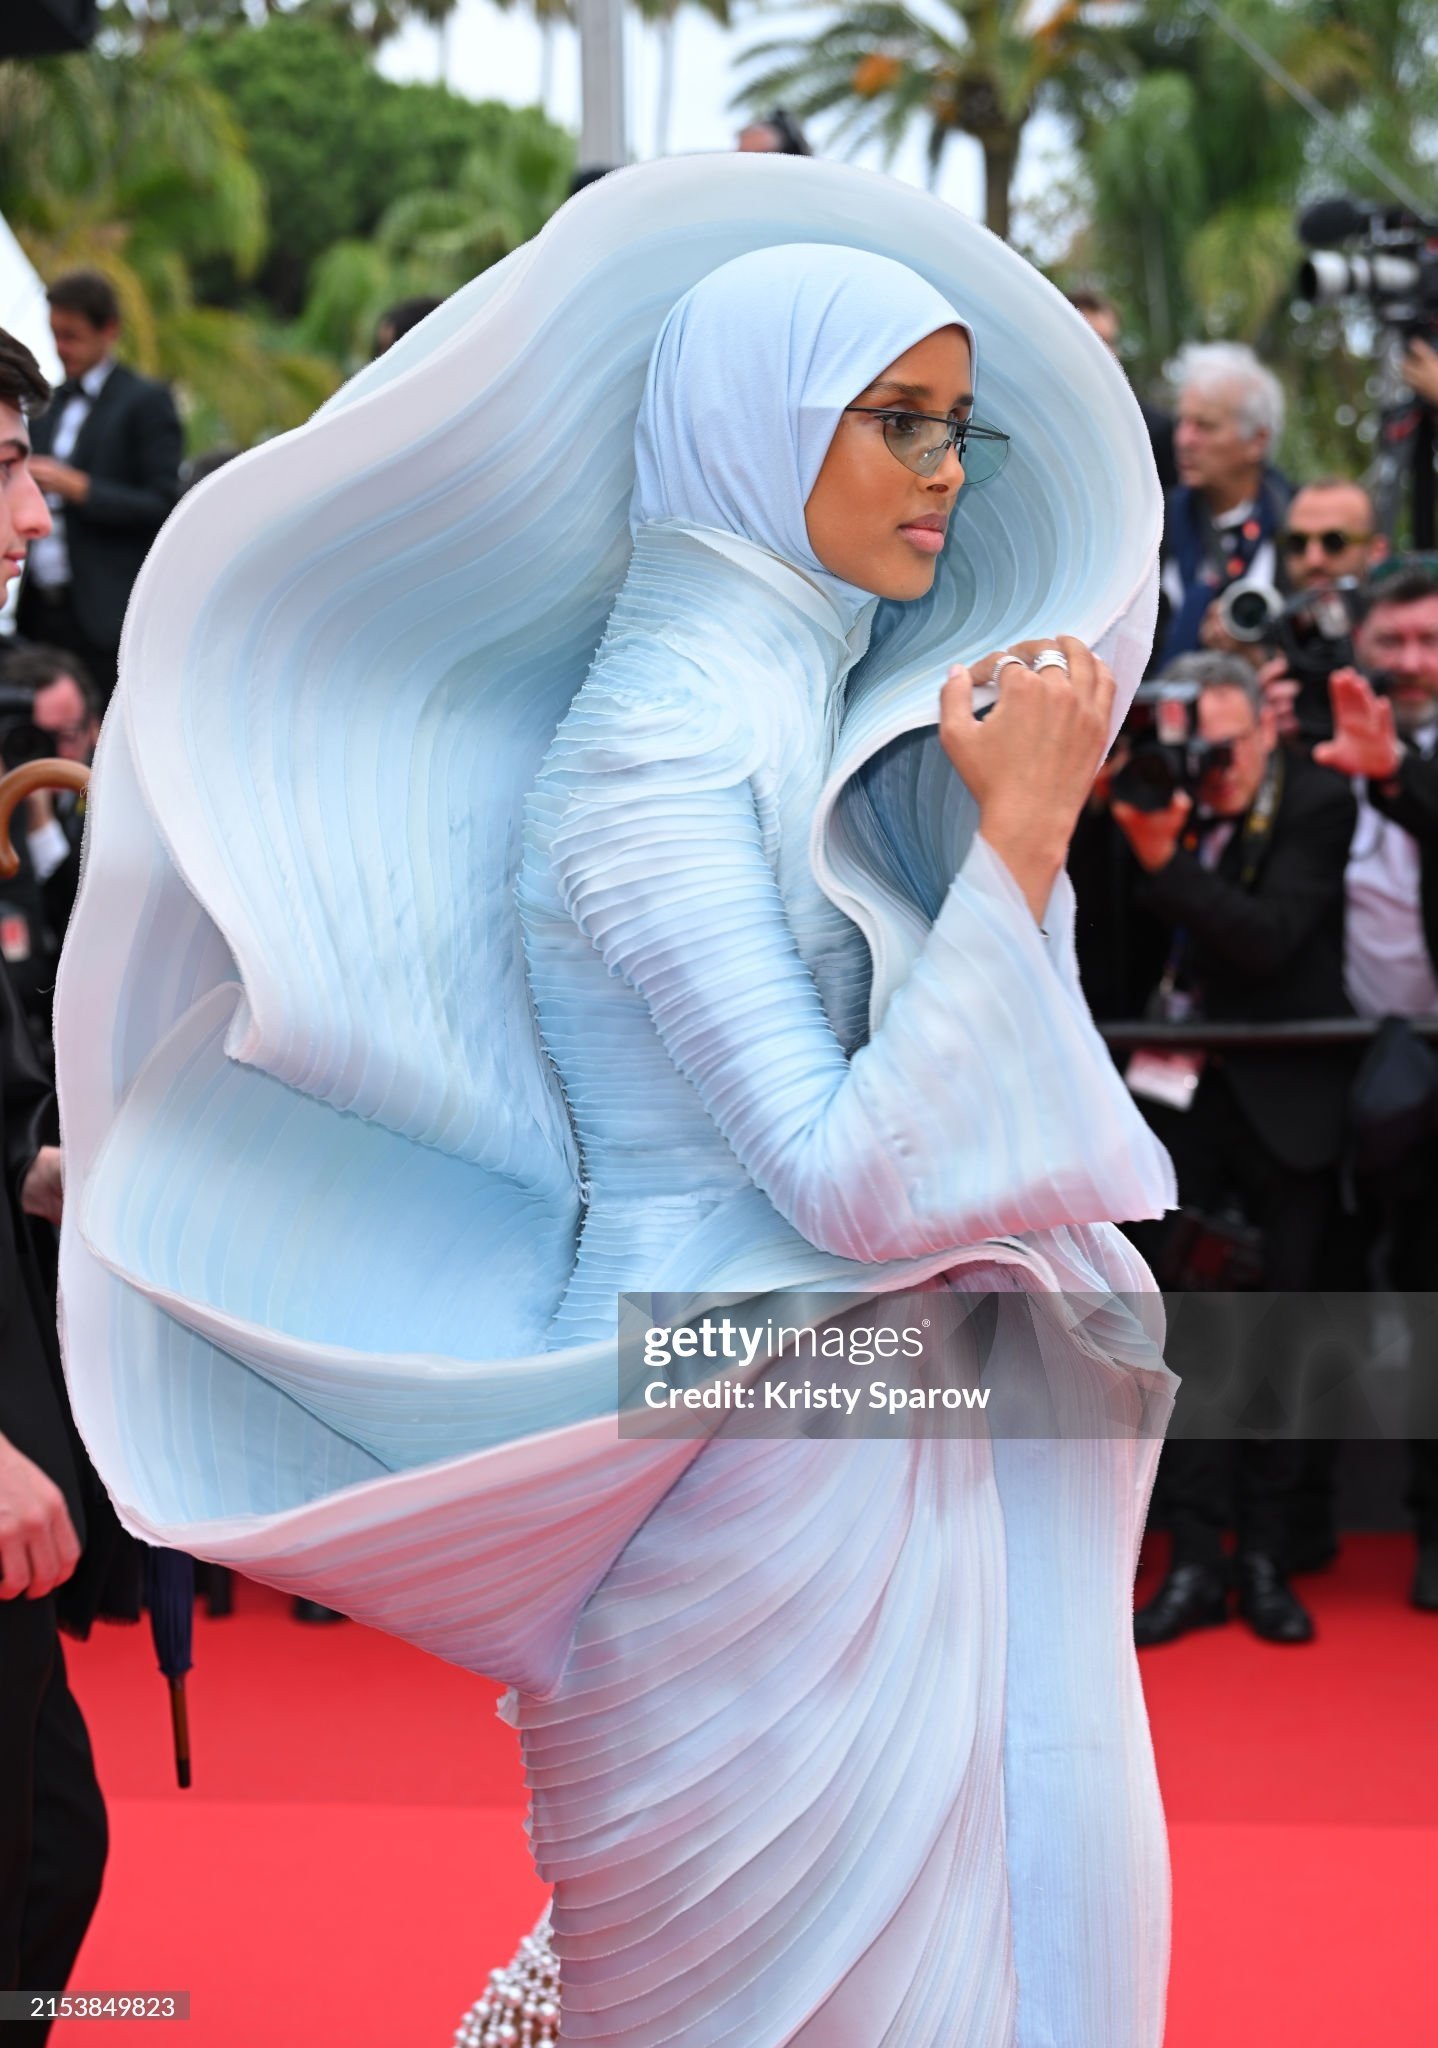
[56,158,1177,2045]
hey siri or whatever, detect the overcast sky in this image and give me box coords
[377,0,1071,235]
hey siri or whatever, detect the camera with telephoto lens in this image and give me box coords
[1109,678,1235,812]
[1296,195,1438,339]
[0,685,48,770]
[1216,577,1364,740]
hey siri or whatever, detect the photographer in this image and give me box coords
[1258,479,1389,741]
[1304,562,1438,1610]
[1,645,100,930]
[0,648,100,1060]
[1159,344,1290,668]
[1110,652,1357,1645]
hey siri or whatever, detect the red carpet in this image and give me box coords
[51,1534,1437,2045]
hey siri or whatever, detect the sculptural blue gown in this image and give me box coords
[54,157,1179,2045]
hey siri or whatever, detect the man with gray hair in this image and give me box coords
[1159,341,1290,669]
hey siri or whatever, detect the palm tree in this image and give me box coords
[1050,0,1393,374]
[735,0,1095,238]
[631,0,732,158]
[532,0,574,117]
[0,40,337,442]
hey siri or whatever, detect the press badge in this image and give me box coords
[1125,1048,1205,1112]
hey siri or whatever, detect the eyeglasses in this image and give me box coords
[843,407,1011,484]
[1280,528,1373,557]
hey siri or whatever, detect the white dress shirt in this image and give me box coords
[26,356,115,591]
[1345,723,1438,1019]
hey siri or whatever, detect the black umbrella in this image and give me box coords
[143,1547,195,1788]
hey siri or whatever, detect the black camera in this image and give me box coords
[1110,678,1235,812]
[1297,195,1438,339]
[1216,578,1363,740]
[0,684,48,770]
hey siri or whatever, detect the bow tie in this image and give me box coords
[52,378,87,406]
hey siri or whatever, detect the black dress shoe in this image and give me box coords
[292,1597,348,1624]
[1412,1541,1438,1612]
[1236,1554,1314,1643]
[1134,1563,1229,1647]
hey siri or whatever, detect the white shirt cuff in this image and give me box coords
[27,818,71,883]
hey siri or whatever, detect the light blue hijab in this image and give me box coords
[631,242,976,629]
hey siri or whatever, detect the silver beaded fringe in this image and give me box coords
[454,1917,560,2048]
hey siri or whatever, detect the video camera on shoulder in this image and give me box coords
[1215,578,1363,741]
[1110,677,1235,812]
[1296,194,1438,342]
[0,684,48,770]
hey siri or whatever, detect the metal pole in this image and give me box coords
[578,0,627,169]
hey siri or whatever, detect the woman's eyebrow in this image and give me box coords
[859,378,975,408]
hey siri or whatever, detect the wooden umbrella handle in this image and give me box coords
[0,760,91,880]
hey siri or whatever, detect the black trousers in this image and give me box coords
[1128,1068,1336,1572]
[0,1599,107,2043]
[14,584,118,709]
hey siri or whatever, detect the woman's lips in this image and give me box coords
[898,523,946,556]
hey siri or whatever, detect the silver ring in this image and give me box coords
[991,653,1026,682]
[1031,647,1070,674]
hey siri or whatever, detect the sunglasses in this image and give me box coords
[843,406,1011,484]
[1279,527,1373,557]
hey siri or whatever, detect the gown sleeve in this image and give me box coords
[548,687,1176,1264]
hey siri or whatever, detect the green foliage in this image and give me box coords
[184,16,571,315]
[1,11,573,446]
[736,0,1099,237]
[736,0,1438,474]
[1049,0,1438,379]
[103,0,464,45]
[0,41,335,447]
[296,105,574,363]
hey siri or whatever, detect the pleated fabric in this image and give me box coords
[55,155,1178,2043]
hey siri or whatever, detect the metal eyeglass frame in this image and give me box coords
[842,406,1011,482]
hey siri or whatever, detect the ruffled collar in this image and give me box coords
[639,520,878,684]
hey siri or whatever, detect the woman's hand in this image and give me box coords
[940,635,1116,922]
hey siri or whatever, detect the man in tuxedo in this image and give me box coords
[1,325,112,2039]
[15,270,182,706]
[1111,652,1357,1645]
[1304,563,1438,1611]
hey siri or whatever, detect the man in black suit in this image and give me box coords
[1,325,111,2039]
[1109,652,1357,1645]
[1303,564,1438,1611]
[15,270,182,706]
[0,644,100,934]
